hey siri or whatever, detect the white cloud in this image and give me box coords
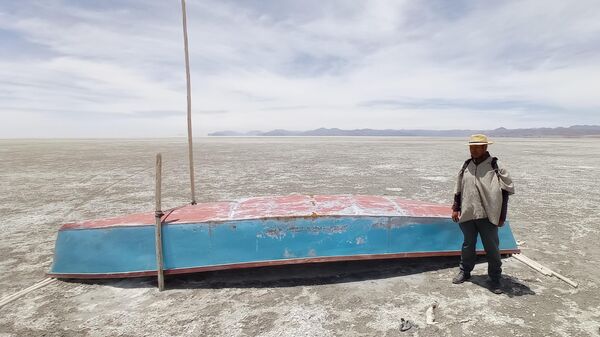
[1,0,600,137]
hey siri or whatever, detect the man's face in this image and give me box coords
[469,145,487,159]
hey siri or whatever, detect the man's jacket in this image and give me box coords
[452,154,515,226]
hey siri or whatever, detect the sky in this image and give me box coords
[1,0,600,138]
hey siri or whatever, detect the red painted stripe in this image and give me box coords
[60,195,452,230]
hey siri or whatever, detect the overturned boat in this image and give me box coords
[49,194,519,279]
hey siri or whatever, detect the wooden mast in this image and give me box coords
[181,0,197,205]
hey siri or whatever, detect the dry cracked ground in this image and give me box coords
[1,137,599,336]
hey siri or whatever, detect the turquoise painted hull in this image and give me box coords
[49,215,519,278]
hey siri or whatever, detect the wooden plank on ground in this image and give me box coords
[512,253,578,288]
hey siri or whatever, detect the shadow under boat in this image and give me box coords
[63,254,534,297]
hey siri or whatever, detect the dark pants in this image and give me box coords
[459,218,502,280]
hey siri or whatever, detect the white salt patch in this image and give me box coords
[385,187,403,192]
[371,164,397,170]
[421,176,450,182]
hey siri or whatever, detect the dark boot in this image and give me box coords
[452,271,471,284]
[489,278,503,294]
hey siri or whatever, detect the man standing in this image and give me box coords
[451,134,514,294]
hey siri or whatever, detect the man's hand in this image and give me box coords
[498,219,505,227]
[452,211,460,222]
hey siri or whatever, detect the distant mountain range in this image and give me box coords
[209,125,600,137]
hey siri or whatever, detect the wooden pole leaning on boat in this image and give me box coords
[181,0,197,205]
[154,153,165,291]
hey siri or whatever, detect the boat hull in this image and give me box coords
[49,213,519,279]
